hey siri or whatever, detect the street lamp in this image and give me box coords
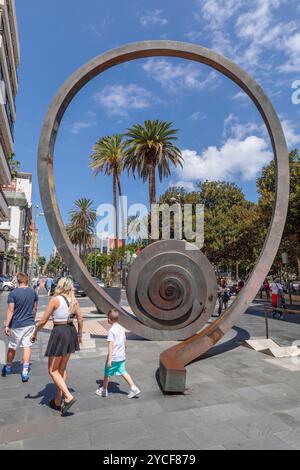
[282,252,292,305]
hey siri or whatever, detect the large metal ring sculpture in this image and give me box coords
[38,41,289,393]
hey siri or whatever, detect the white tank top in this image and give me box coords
[52,296,70,323]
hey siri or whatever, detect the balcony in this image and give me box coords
[0,186,9,220]
[0,139,10,185]
[3,185,27,208]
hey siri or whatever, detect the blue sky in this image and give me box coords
[14,0,300,258]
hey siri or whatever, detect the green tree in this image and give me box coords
[257,149,300,276]
[7,153,21,179]
[124,120,183,206]
[197,181,263,273]
[38,256,46,273]
[159,182,264,277]
[67,198,96,259]
[90,135,125,285]
[86,251,113,279]
[46,255,64,276]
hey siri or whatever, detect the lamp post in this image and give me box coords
[282,252,292,306]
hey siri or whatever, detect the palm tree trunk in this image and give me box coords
[148,162,156,244]
[113,173,119,286]
[148,162,156,206]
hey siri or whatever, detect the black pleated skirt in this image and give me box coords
[45,324,80,357]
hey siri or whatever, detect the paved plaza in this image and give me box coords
[1,291,300,450]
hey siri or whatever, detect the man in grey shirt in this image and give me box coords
[2,273,38,382]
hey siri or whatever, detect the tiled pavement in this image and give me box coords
[1,296,300,450]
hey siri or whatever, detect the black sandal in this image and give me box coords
[61,398,77,416]
[49,398,61,412]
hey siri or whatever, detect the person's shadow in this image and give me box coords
[25,383,77,416]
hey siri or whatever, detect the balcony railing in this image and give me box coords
[0,186,9,220]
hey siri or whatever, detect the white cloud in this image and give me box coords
[170,180,196,191]
[189,111,206,121]
[223,113,264,141]
[234,0,296,68]
[199,0,243,30]
[94,84,153,117]
[84,18,112,38]
[176,136,272,183]
[139,9,168,27]
[142,58,219,92]
[282,119,300,147]
[233,91,250,101]
[184,30,202,41]
[279,33,300,73]
[69,111,97,135]
[193,0,297,74]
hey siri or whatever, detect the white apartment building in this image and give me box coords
[0,173,32,274]
[0,0,20,274]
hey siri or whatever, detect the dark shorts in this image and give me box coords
[45,324,80,357]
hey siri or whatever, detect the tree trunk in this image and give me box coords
[297,256,300,279]
[148,162,156,244]
[148,162,156,206]
[112,173,119,286]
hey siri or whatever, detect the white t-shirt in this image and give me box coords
[107,323,126,362]
[271,282,283,294]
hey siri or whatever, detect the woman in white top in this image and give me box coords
[31,278,83,416]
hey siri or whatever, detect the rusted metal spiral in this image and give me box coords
[126,240,217,340]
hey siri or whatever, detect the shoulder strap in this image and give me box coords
[61,295,70,309]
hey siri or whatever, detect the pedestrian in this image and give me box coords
[237,279,245,294]
[95,309,141,399]
[1,272,38,382]
[11,274,18,290]
[271,279,285,319]
[217,279,225,316]
[263,279,271,300]
[30,278,83,416]
[32,276,39,292]
[45,276,54,296]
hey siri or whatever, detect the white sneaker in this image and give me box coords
[128,387,141,399]
[95,387,108,397]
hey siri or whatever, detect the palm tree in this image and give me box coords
[90,135,126,285]
[67,198,96,259]
[124,120,183,206]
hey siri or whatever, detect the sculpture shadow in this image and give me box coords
[198,325,250,361]
[156,325,250,393]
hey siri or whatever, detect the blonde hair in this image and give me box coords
[108,309,119,323]
[54,278,77,313]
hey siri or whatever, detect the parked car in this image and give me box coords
[92,277,105,288]
[0,277,14,292]
[73,281,86,297]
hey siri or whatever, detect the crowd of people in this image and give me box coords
[216,277,245,317]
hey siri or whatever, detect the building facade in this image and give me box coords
[0,0,20,275]
[0,173,32,274]
[29,226,39,274]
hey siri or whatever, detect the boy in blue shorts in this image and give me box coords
[95,309,141,399]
